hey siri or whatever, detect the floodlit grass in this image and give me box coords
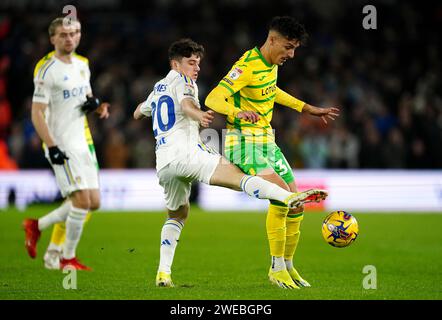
[1,205,441,300]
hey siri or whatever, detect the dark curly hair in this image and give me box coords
[168,38,205,62]
[269,16,308,45]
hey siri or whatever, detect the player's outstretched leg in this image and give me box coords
[238,176,328,209]
[284,189,328,209]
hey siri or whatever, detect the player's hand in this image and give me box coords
[96,102,110,119]
[200,110,215,127]
[237,111,260,123]
[307,105,340,125]
[80,96,101,114]
[319,107,340,124]
[48,146,69,165]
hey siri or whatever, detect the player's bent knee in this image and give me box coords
[70,191,91,210]
[168,204,189,221]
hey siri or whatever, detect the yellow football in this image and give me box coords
[322,211,359,248]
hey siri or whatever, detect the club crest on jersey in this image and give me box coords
[228,67,243,80]
[80,70,86,79]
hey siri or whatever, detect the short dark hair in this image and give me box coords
[269,16,308,45]
[168,38,205,62]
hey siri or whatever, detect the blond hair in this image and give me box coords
[48,17,80,37]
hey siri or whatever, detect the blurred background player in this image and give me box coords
[23,17,110,271]
[134,38,327,288]
[42,19,91,271]
[205,16,339,289]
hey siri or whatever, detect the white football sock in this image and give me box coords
[271,256,286,272]
[240,175,292,203]
[285,259,294,270]
[38,200,72,231]
[158,219,184,274]
[63,206,88,260]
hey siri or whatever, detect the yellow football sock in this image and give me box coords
[284,212,304,261]
[49,212,91,247]
[266,203,289,257]
[50,222,66,247]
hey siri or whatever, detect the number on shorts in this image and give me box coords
[276,159,288,176]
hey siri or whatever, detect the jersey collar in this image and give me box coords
[253,47,273,68]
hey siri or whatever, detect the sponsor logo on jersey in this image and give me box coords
[63,85,89,99]
[228,67,243,80]
[261,84,276,96]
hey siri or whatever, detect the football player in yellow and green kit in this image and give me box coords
[205,16,339,289]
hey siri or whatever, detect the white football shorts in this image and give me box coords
[48,146,99,197]
[157,144,221,211]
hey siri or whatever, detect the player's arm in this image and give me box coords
[181,98,214,128]
[205,65,259,123]
[133,103,146,120]
[276,87,340,124]
[82,93,110,119]
[31,102,68,165]
[134,92,154,120]
[31,102,55,147]
[205,86,259,123]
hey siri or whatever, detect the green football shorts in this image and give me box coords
[225,139,295,184]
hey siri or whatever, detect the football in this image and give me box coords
[322,211,359,248]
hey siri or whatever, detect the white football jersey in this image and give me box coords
[140,70,202,171]
[32,53,92,154]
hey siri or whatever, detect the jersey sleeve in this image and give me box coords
[32,71,53,104]
[139,92,154,117]
[275,87,305,112]
[175,76,197,105]
[218,62,253,95]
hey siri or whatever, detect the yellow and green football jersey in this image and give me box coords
[218,47,279,145]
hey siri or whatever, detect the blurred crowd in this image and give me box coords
[1,0,441,170]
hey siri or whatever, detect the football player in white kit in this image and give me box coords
[134,39,327,287]
[23,17,110,271]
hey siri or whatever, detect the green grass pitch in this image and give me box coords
[1,204,441,300]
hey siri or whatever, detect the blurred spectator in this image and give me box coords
[381,127,406,168]
[299,129,329,168]
[329,126,359,168]
[103,128,130,168]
